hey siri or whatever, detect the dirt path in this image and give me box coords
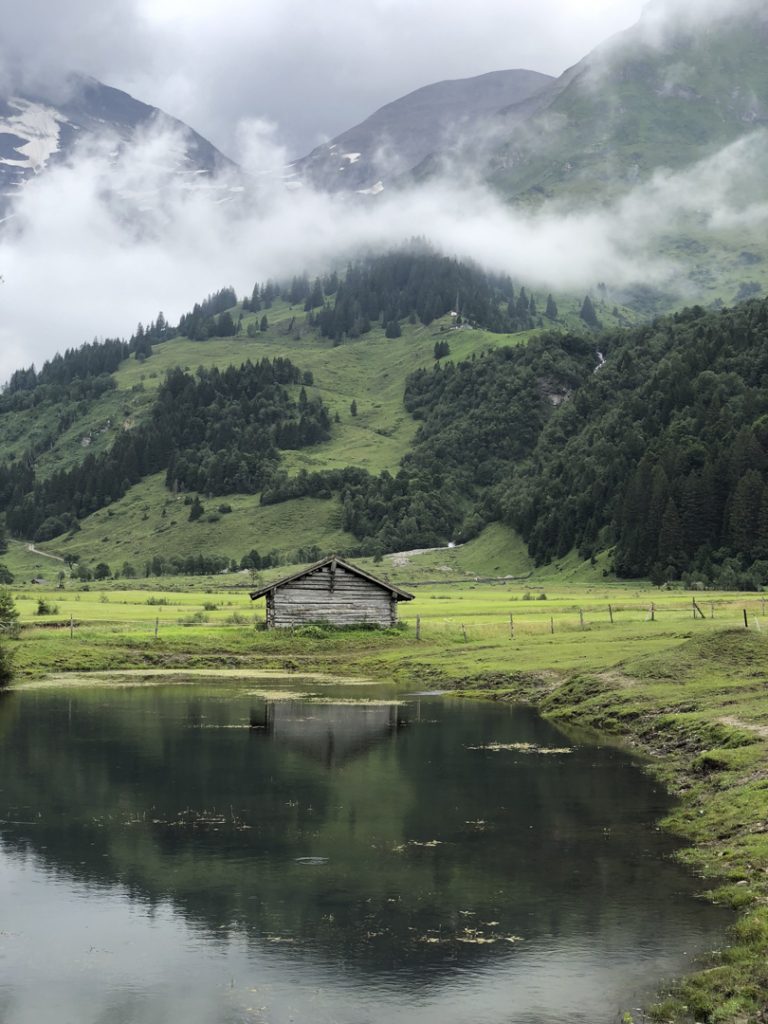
[26,543,65,563]
[388,544,461,567]
[718,715,768,740]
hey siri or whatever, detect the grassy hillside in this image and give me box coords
[4,288,606,573]
[0,248,702,582]
[3,285,635,492]
[51,473,355,572]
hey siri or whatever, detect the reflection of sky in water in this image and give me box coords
[1,855,707,1024]
[0,683,730,1024]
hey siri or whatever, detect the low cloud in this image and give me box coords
[0,120,766,383]
[641,0,766,32]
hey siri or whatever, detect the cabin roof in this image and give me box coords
[249,555,415,602]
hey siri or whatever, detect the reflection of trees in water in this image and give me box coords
[0,689,727,976]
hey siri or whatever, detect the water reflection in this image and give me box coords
[252,699,404,765]
[0,680,729,1023]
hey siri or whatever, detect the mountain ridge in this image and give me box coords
[0,73,235,202]
[291,69,553,194]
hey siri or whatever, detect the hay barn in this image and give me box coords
[249,555,414,628]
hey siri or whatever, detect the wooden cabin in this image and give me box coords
[249,555,414,628]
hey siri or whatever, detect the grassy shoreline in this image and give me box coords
[4,585,768,1022]
[455,633,768,1024]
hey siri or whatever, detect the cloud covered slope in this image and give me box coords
[0,74,234,202]
[292,69,554,194]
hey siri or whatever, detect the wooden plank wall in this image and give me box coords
[271,564,397,627]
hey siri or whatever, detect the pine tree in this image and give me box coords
[755,485,768,560]
[260,315,269,332]
[350,400,358,417]
[0,588,19,638]
[188,496,204,521]
[580,295,599,327]
[545,294,558,319]
[657,497,683,571]
[728,470,763,558]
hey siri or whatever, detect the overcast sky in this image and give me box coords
[2,0,644,158]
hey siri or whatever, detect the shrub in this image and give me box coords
[0,589,20,637]
[0,643,13,686]
[179,611,208,625]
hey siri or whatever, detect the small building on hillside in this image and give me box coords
[249,555,414,629]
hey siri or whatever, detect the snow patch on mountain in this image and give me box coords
[0,98,68,170]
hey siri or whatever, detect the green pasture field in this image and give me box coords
[7,573,767,679]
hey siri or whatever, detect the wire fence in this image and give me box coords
[406,597,767,642]
[18,595,768,641]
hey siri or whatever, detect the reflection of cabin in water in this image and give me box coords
[251,700,405,766]
[249,555,414,628]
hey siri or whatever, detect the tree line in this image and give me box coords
[307,248,547,342]
[503,297,768,586]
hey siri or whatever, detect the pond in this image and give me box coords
[0,674,730,1024]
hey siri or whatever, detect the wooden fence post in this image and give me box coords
[462,623,468,643]
[744,609,749,629]
[155,617,159,638]
[509,615,514,639]
[608,604,614,624]
[416,615,421,640]
[650,603,656,622]
[550,617,555,635]
[579,608,585,630]
[70,615,74,640]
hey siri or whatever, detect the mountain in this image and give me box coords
[300,5,768,205]
[0,74,235,203]
[287,7,768,310]
[479,5,768,202]
[291,69,553,194]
